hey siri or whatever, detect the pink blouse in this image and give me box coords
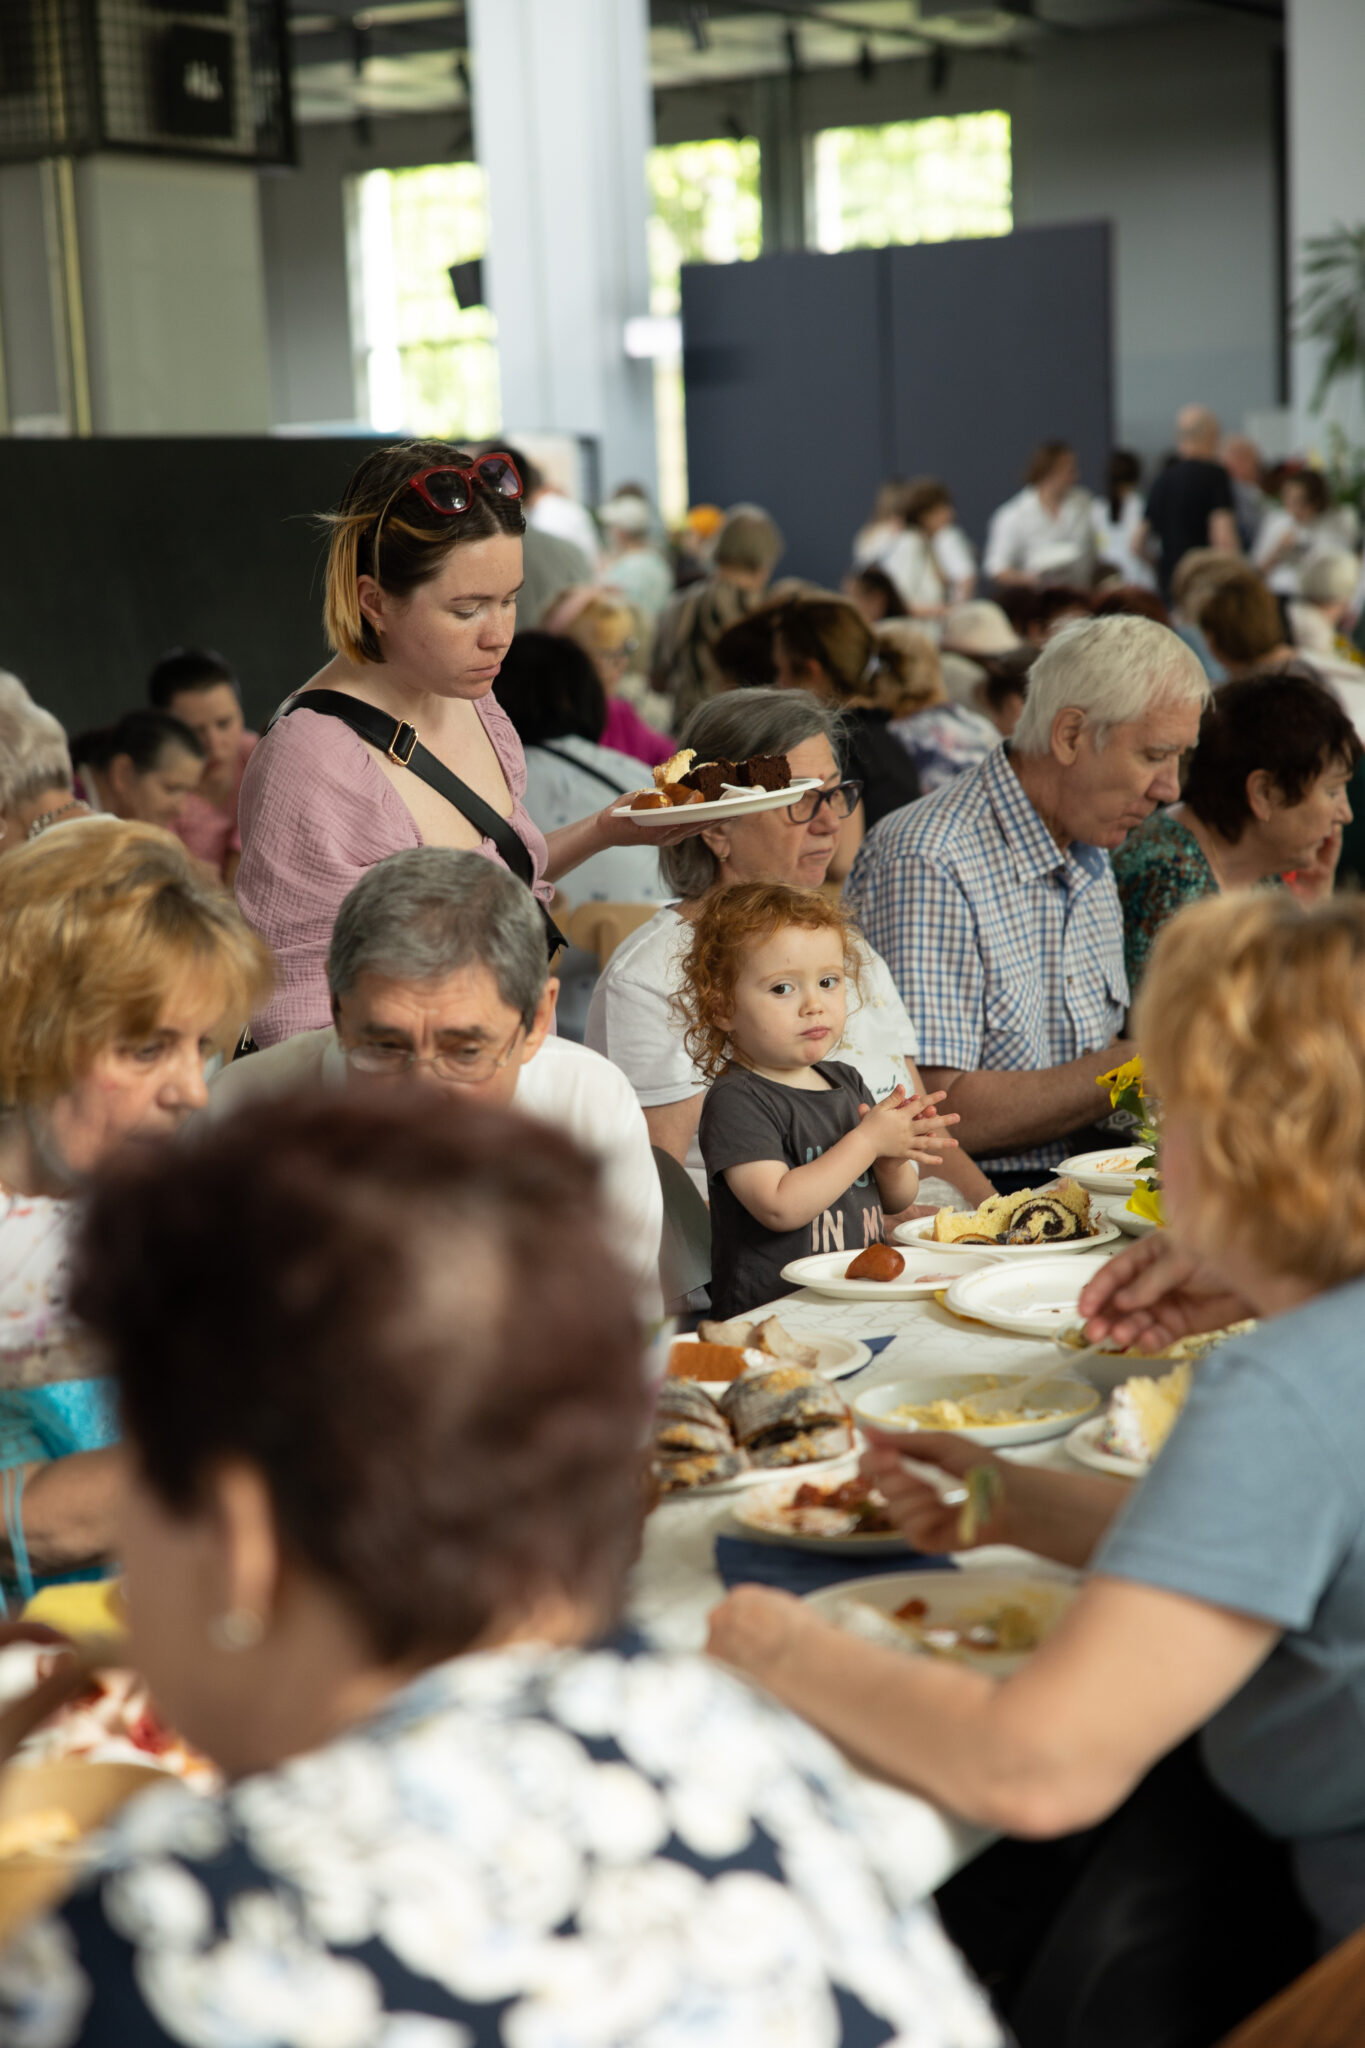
[235,694,551,1046]
[173,729,258,873]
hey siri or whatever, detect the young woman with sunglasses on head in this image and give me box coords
[236,441,704,1046]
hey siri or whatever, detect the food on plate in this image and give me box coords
[1094,1151,1143,1173]
[656,1448,750,1494]
[652,1382,752,1493]
[767,1478,896,1537]
[733,752,792,791]
[653,747,697,789]
[845,1243,906,1282]
[931,1177,1096,1246]
[627,788,670,811]
[680,758,737,802]
[652,1365,852,1493]
[890,1597,1043,1657]
[16,1668,219,1788]
[654,1380,733,1456]
[667,1338,752,1382]
[696,1314,819,1369]
[719,1365,853,1470]
[23,1578,127,1642]
[1097,1362,1192,1464]
[0,1808,81,1861]
[888,1376,1088,1430]
[1057,1319,1255,1364]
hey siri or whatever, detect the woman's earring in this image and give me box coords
[208,1608,265,1652]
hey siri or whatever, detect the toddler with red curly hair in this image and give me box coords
[676,882,958,1317]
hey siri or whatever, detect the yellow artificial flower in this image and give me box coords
[1126,1181,1166,1226]
[1097,1054,1145,1099]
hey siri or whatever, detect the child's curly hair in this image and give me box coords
[674,882,864,1080]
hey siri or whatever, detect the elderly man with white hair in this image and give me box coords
[844,616,1210,1190]
[209,847,663,1314]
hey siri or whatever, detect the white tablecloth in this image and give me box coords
[626,1270,1111,1898]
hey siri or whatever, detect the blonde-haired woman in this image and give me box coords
[711,890,1365,2031]
[0,820,271,1599]
[541,584,675,769]
[770,593,922,868]
[237,441,699,1045]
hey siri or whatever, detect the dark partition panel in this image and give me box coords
[681,249,887,594]
[886,223,1113,547]
[0,437,381,733]
[681,223,1112,590]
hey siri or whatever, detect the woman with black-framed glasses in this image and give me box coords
[585,687,996,1214]
[236,439,706,1047]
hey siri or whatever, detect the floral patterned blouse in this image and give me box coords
[0,1634,1001,2047]
[1111,809,1218,994]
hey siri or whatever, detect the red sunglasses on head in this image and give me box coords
[406,452,523,515]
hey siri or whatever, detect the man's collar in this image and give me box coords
[982,747,1106,886]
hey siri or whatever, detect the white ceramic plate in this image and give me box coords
[668,1331,873,1384]
[1066,1413,1148,1479]
[1054,1145,1154,1195]
[1098,1193,1160,1239]
[893,1214,1121,1258]
[780,1246,1000,1300]
[654,1443,860,1502]
[806,1567,1078,1675]
[729,1465,908,1554]
[611,777,823,826]
[853,1372,1097,1447]
[943,1253,1118,1338]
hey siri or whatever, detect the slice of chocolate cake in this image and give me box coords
[680,758,736,802]
[737,752,792,791]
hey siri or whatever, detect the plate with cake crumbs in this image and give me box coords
[611,744,823,824]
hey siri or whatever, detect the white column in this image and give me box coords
[1286,0,1365,451]
[467,0,658,496]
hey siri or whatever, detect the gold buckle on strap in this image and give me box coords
[388,721,418,766]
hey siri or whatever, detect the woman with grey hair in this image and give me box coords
[585,688,995,1206]
[0,675,88,854]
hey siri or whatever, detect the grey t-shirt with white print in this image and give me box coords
[700,1060,886,1319]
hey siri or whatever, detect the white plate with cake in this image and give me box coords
[942,1253,1117,1338]
[780,1244,1001,1300]
[893,1179,1120,1259]
[612,745,822,824]
[667,1322,872,1384]
[1066,1356,1197,1479]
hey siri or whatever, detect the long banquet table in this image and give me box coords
[627,1267,1117,1898]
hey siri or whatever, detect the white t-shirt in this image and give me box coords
[880,530,946,614]
[585,905,921,1191]
[520,737,668,1040]
[528,493,602,572]
[207,1029,663,1317]
[984,486,1096,582]
[1091,491,1156,589]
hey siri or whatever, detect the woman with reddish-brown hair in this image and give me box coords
[236,440,701,1045]
[0,1089,1001,2046]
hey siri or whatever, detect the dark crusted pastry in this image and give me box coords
[720,1365,849,1446]
[680,759,736,802]
[747,1420,854,1469]
[654,1448,750,1493]
[735,752,792,791]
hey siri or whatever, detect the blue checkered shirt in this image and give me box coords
[843,745,1128,1173]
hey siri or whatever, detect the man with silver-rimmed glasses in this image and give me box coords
[209,847,663,1314]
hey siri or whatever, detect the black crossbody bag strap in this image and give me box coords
[276,690,566,958]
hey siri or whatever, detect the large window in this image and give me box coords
[350,162,500,439]
[647,137,763,522]
[811,112,1011,254]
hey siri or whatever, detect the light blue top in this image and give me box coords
[1097,1275,1365,1944]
